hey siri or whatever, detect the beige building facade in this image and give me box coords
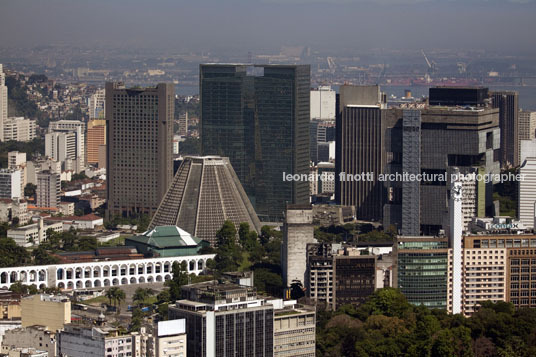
[273,304,316,357]
[105,82,174,219]
[21,295,70,332]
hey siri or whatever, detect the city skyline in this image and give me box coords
[2,0,536,353]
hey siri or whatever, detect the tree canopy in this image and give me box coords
[0,237,31,267]
[317,288,536,357]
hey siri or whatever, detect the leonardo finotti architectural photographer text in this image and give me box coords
[282,171,525,183]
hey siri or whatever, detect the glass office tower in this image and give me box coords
[200,64,310,221]
[396,236,449,309]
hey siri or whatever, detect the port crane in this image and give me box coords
[421,49,437,75]
[327,57,336,73]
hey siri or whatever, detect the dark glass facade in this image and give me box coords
[491,91,519,166]
[200,64,310,221]
[334,256,376,308]
[429,87,489,107]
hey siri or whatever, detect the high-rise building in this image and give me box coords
[168,281,274,357]
[333,253,376,308]
[48,120,86,171]
[45,131,76,164]
[310,119,335,164]
[0,64,8,141]
[310,85,336,121]
[105,82,174,219]
[0,169,22,199]
[519,110,536,164]
[384,88,500,235]
[36,171,60,208]
[447,234,536,315]
[154,320,187,357]
[282,205,315,288]
[521,139,536,166]
[317,162,335,194]
[3,117,37,142]
[310,119,320,164]
[400,110,421,236]
[178,112,188,136]
[453,235,507,316]
[317,141,334,163]
[491,90,519,166]
[7,151,25,167]
[306,243,385,310]
[149,156,261,246]
[306,243,335,309]
[7,151,26,195]
[273,302,316,357]
[335,85,387,221]
[200,64,310,221]
[86,119,106,166]
[395,235,449,309]
[88,88,105,119]
[519,158,536,229]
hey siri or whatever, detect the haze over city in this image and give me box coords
[1,0,536,54]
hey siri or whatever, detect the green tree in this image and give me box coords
[133,287,155,306]
[129,307,144,332]
[156,289,171,304]
[263,237,282,266]
[32,246,60,265]
[253,268,283,296]
[238,222,264,264]
[60,228,79,251]
[9,281,28,294]
[24,183,37,199]
[0,223,9,238]
[357,288,412,319]
[238,222,252,248]
[105,288,115,306]
[114,288,126,313]
[71,171,88,181]
[158,303,169,321]
[133,287,149,305]
[9,281,38,295]
[41,229,62,251]
[77,236,98,251]
[0,237,31,267]
[259,225,282,245]
[214,221,242,272]
[106,287,126,312]
[165,261,189,301]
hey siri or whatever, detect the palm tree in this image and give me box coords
[105,287,126,312]
[133,287,148,305]
[105,288,115,307]
[114,288,126,314]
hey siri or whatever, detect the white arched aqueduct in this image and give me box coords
[0,254,215,290]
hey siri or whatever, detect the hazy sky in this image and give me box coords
[1,0,535,54]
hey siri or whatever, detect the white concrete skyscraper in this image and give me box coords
[0,64,8,141]
[519,158,536,229]
[448,176,463,315]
